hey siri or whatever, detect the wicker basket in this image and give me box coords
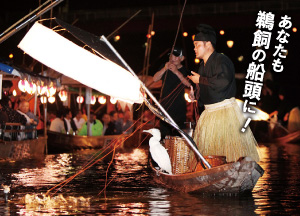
[164,136,194,174]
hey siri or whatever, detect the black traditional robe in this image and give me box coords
[197,51,236,106]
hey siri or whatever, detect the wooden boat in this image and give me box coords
[149,136,264,195]
[47,130,129,153]
[150,156,264,195]
[249,120,300,144]
[0,137,47,160]
[274,130,300,144]
[268,122,300,144]
[0,123,46,160]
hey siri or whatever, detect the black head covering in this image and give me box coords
[168,46,183,57]
[194,24,216,46]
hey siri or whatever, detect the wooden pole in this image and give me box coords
[78,87,82,110]
[139,13,155,144]
[44,102,48,154]
[86,87,92,136]
[34,91,38,115]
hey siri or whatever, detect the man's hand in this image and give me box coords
[189,86,195,101]
[153,62,170,82]
[188,71,200,84]
[167,63,178,74]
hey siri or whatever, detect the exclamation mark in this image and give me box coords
[241,117,251,132]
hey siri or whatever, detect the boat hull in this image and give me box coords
[0,136,47,160]
[150,157,264,195]
[47,130,127,153]
[274,130,300,144]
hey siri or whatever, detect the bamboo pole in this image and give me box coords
[0,0,64,44]
[139,12,155,144]
[44,102,48,154]
[106,10,141,40]
[101,36,212,169]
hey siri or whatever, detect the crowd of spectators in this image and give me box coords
[48,109,134,136]
[1,80,134,141]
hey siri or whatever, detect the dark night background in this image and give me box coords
[1,0,300,103]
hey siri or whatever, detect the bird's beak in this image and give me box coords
[143,129,151,133]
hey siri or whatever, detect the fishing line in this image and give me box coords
[104,141,117,199]
[160,82,183,104]
[160,0,188,100]
[47,115,152,196]
[46,133,133,196]
[46,142,118,196]
[162,84,185,109]
[100,119,153,197]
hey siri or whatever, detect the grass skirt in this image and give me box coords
[192,98,260,162]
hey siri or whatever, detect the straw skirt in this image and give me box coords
[192,97,260,162]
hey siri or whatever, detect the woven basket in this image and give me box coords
[164,136,194,174]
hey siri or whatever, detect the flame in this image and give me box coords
[236,99,269,121]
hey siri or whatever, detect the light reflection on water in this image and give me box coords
[12,154,73,187]
[0,143,299,215]
[252,143,300,215]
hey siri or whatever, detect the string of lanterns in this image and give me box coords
[18,79,57,104]
[17,79,114,105]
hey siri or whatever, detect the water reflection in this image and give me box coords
[253,143,300,215]
[0,143,299,215]
[114,148,148,173]
[148,188,171,215]
[12,154,73,187]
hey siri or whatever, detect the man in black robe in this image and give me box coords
[188,24,260,163]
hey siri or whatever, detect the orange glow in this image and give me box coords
[150,31,155,36]
[46,86,56,97]
[48,96,55,104]
[40,95,47,104]
[114,35,120,41]
[194,58,200,64]
[58,90,68,102]
[227,40,234,48]
[12,89,17,96]
[292,27,297,33]
[146,34,151,39]
[98,96,106,104]
[110,97,117,104]
[220,30,225,35]
[236,99,269,120]
[192,34,195,41]
[183,32,188,37]
[37,85,47,95]
[27,82,37,95]
[18,80,29,92]
[91,96,96,105]
[238,55,244,62]
[9,53,14,59]
[184,93,192,102]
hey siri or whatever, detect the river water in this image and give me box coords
[0,141,299,215]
